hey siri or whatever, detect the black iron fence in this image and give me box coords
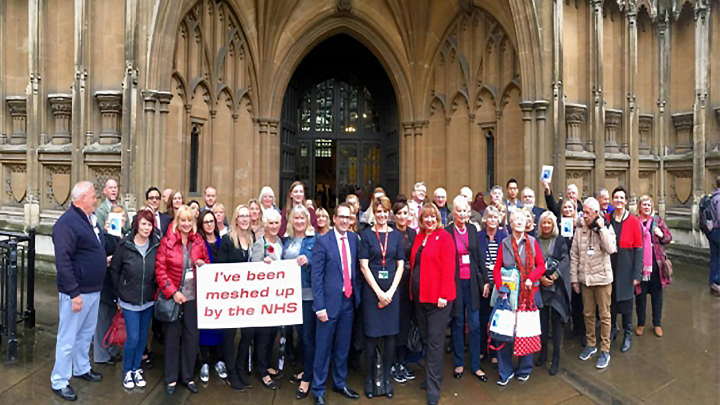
[0,229,36,361]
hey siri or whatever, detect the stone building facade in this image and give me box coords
[0,0,719,250]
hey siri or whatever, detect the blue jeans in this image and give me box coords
[299,300,316,383]
[497,341,533,381]
[708,229,720,286]
[122,306,154,374]
[51,292,100,390]
[451,280,482,372]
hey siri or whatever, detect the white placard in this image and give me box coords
[196,260,303,329]
[561,217,574,238]
[107,213,124,237]
[541,165,554,183]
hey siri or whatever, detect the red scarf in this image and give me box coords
[512,235,534,303]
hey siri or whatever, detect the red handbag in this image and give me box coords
[513,295,541,357]
[102,310,127,348]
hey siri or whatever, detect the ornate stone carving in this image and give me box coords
[89,166,121,199]
[669,170,693,205]
[639,171,654,197]
[48,94,73,145]
[671,112,693,154]
[566,169,591,198]
[639,114,654,154]
[44,165,72,209]
[6,97,27,145]
[336,0,352,12]
[3,164,27,205]
[95,91,123,145]
[565,103,587,152]
[604,109,623,153]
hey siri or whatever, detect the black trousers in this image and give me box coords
[611,287,634,332]
[164,300,199,384]
[221,328,241,375]
[539,306,564,364]
[479,293,494,358]
[415,300,452,404]
[365,335,396,384]
[636,262,664,327]
[570,289,585,335]
[238,327,276,378]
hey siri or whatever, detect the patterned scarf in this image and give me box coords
[640,218,654,281]
[512,235,534,303]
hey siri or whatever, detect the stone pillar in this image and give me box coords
[604,109,622,153]
[591,0,605,192]
[565,103,586,151]
[71,0,89,185]
[693,1,709,207]
[535,101,549,193]
[413,121,425,185]
[48,95,72,145]
[639,114,653,155]
[657,13,669,218]
[552,0,565,199]
[401,122,414,193]
[95,91,123,145]
[671,112,693,154]
[26,0,42,208]
[626,3,640,195]
[5,97,27,145]
[157,92,172,192]
[520,102,534,187]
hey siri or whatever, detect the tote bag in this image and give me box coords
[489,286,515,344]
[513,295,541,356]
[490,267,520,311]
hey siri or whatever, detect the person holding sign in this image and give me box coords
[155,205,209,395]
[447,196,489,383]
[359,196,405,398]
[251,209,284,390]
[311,203,361,405]
[282,205,316,399]
[492,210,546,386]
[216,204,254,390]
[409,203,456,405]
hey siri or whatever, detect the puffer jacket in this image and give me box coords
[155,227,210,298]
[109,231,161,306]
[570,219,617,287]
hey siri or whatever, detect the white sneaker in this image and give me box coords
[200,363,210,382]
[134,370,147,388]
[123,371,135,389]
[215,361,228,379]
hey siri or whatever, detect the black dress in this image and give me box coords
[359,228,405,337]
[396,227,416,343]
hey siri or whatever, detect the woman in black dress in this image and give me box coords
[390,201,416,383]
[359,196,405,399]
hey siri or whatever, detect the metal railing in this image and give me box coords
[0,229,36,361]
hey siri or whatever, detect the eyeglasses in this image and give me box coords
[147,196,160,201]
[336,215,352,220]
[203,220,215,225]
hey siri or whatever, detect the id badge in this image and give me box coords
[587,246,595,256]
[461,254,471,265]
[379,270,389,280]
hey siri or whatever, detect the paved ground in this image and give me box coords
[0,262,718,405]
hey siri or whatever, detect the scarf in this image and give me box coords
[640,218,653,281]
[512,235,534,303]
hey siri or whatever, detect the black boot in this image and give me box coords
[549,351,560,375]
[535,350,547,367]
[620,330,632,353]
[610,326,619,341]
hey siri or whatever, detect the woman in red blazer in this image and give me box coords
[409,203,455,405]
[155,205,209,395]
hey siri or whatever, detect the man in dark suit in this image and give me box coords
[311,203,361,404]
[522,187,546,232]
[145,187,170,237]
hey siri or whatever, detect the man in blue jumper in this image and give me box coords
[50,181,107,401]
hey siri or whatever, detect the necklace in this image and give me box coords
[455,225,467,235]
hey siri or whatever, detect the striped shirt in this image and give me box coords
[485,239,499,284]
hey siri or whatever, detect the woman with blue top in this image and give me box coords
[283,205,316,399]
[197,210,226,384]
[359,196,405,399]
[109,209,159,390]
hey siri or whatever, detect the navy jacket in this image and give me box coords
[283,235,316,291]
[53,204,107,298]
[311,230,361,317]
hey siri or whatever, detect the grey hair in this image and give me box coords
[583,197,600,213]
[460,187,473,199]
[433,187,447,197]
[490,185,504,198]
[595,188,609,198]
[413,182,426,191]
[259,186,276,203]
[521,187,535,197]
[509,208,527,224]
[452,195,470,212]
[538,211,559,238]
[71,181,94,201]
[263,208,282,224]
[567,184,579,194]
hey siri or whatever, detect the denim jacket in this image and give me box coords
[283,235,316,291]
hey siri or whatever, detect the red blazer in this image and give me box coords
[155,227,210,298]
[410,228,456,304]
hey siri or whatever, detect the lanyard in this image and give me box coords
[454,225,469,252]
[375,226,390,267]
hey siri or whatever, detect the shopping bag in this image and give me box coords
[513,297,541,356]
[490,267,520,311]
[489,286,515,344]
[102,310,127,348]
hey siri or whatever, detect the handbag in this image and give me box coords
[102,310,127,348]
[513,294,542,357]
[662,255,673,280]
[407,320,423,353]
[490,267,520,311]
[489,286,515,345]
[154,261,188,323]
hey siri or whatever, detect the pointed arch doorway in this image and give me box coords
[279,35,399,212]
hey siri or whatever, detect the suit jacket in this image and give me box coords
[158,212,171,238]
[445,223,486,315]
[311,229,361,318]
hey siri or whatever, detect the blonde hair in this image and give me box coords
[316,207,331,234]
[212,203,225,214]
[562,199,578,219]
[228,204,252,249]
[538,211,559,238]
[172,205,197,234]
[286,205,315,238]
[639,195,654,209]
[264,208,282,225]
[418,203,442,233]
[110,204,126,214]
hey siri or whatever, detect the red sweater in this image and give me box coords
[410,229,457,304]
[155,228,210,298]
[493,238,546,290]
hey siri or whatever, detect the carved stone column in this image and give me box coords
[157,92,173,194]
[534,101,549,192]
[520,102,535,187]
[657,13,669,217]
[6,97,27,145]
[565,104,586,151]
[48,95,72,145]
[639,114,653,155]
[693,0,709,234]
[95,91,123,145]
[604,109,622,153]
[671,112,693,154]
[401,122,414,193]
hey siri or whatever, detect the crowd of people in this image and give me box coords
[49,176,689,405]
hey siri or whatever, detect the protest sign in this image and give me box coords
[541,165,554,183]
[197,260,302,329]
